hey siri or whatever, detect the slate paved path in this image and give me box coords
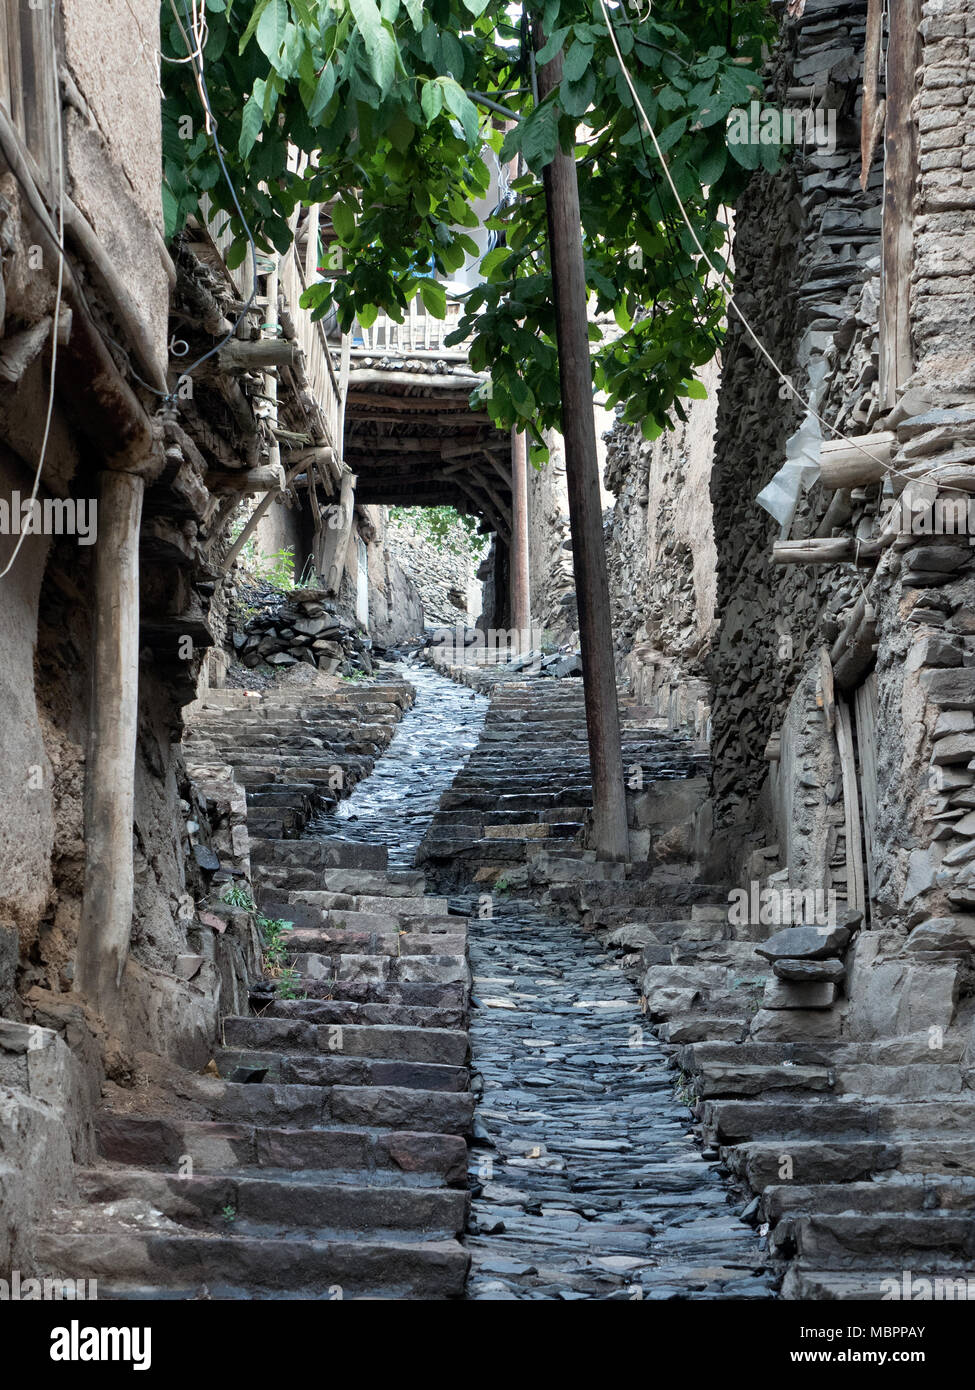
[463,900,774,1300]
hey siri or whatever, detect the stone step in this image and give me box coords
[781,1266,975,1301]
[288,889,453,916]
[762,1177,975,1221]
[657,1017,749,1044]
[251,838,388,869]
[100,1075,473,1134]
[257,867,427,896]
[292,951,469,986]
[703,1098,975,1145]
[261,978,467,1010]
[96,1114,469,1179]
[214,1048,468,1093]
[773,1211,975,1268]
[697,1060,968,1100]
[263,996,466,1030]
[35,1230,469,1300]
[222,1017,469,1066]
[725,1138,975,1191]
[76,1168,469,1237]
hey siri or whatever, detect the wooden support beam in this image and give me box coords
[485,450,514,489]
[76,471,145,1023]
[345,391,476,411]
[773,534,890,566]
[879,0,921,406]
[208,464,285,494]
[819,432,896,490]
[535,20,629,861]
[220,460,305,572]
[831,594,878,690]
[281,443,340,489]
[320,468,357,594]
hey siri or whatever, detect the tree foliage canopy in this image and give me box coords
[162,0,778,457]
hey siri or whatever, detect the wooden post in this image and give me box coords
[510,426,531,649]
[320,467,357,594]
[534,23,629,861]
[76,470,145,1021]
[879,0,921,406]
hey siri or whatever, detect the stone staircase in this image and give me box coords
[416,663,773,1297]
[31,673,473,1300]
[418,674,708,888]
[425,657,975,1301]
[183,680,414,842]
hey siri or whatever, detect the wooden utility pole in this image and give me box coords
[533,25,629,861]
[509,426,531,648]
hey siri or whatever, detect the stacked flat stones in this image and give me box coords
[756,920,857,1012]
[233,586,375,675]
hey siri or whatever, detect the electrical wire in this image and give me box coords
[0,0,65,581]
[598,0,960,502]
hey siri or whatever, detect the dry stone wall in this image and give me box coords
[602,358,719,735]
[708,0,882,853]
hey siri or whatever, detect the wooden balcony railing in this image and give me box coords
[358,298,467,355]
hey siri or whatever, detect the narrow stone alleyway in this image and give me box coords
[317,662,771,1299]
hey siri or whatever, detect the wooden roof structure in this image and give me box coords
[340,357,513,541]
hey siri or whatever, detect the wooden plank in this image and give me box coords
[835,697,866,918]
[880,0,921,406]
[859,0,884,189]
[854,675,880,913]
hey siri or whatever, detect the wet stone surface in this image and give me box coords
[309,662,488,868]
[461,900,774,1300]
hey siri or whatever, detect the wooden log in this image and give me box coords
[217,338,300,372]
[320,468,357,594]
[831,595,878,690]
[283,443,340,490]
[509,428,531,645]
[208,464,285,494]
[815,487,854,538]
[0,316,51,382]
[819,432,897,489]
[773,535,890,566]
[76,471,145,1023]
[817,645,836,732]
[345,391,476,411]
[220,460,305,572]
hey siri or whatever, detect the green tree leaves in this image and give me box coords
[162,0,778,444]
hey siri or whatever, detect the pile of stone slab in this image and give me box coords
[232,587,374,676]
[752,918,858,1032]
